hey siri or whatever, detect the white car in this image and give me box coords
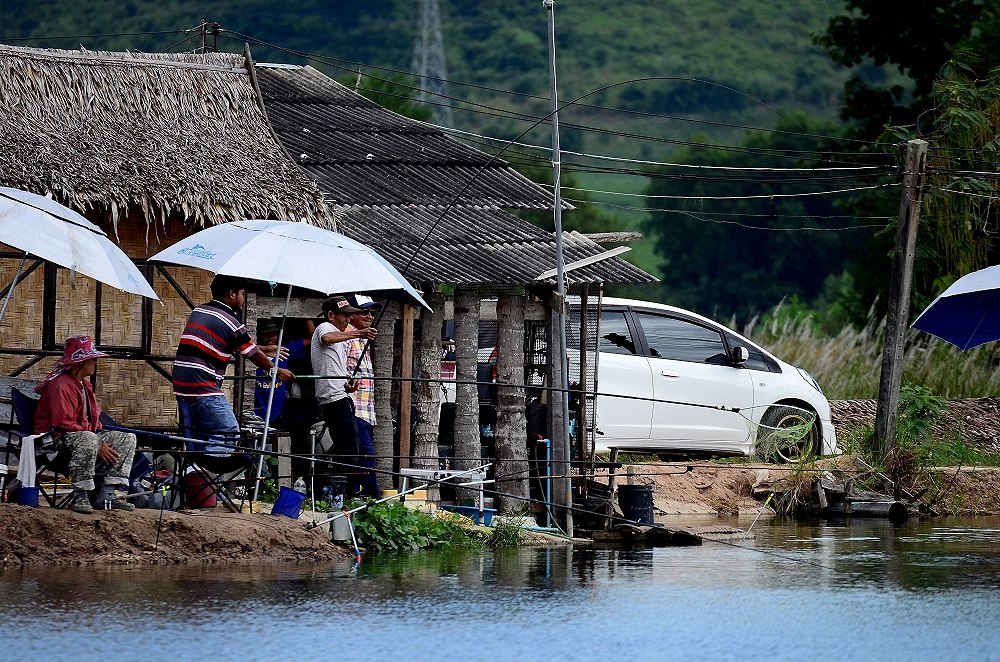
[582,297,837,461]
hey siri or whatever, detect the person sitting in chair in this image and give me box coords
[34,335,137,514]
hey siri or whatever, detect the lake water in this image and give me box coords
[4,516,1000,661]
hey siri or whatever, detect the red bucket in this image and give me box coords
[185,473,218,508]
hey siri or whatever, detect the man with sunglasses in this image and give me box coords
[345,294,381,498]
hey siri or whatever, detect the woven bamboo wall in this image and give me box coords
[0,213,220,429]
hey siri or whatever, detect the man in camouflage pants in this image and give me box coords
[34,336,137,514]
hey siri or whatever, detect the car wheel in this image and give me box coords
[758,405,819,463]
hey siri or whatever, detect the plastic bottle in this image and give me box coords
[293,477,307,494]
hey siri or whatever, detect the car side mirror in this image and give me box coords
[730,345,749,366]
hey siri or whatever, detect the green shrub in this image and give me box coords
[351,501,477,553]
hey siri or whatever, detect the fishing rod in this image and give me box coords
[236,371,745,413]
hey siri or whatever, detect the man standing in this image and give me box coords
[311,295,376,498]
[172,275,293,454]
[345,294,380,497]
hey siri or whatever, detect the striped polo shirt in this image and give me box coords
[172,300,259,397]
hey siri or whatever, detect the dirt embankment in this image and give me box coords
[4,398,1000,567]
[0,505,348,567]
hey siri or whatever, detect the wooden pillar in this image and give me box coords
[398,304,415,471]
[495,293,529,513]
[413,288,446,498]
[453,286,481,501]
[373,300,399,494]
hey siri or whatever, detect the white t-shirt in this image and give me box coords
[311,321,349,404]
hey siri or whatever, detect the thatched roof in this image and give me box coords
[0,45,333,230]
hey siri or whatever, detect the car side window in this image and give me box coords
[635,312,727,364]
[598,310,639,355]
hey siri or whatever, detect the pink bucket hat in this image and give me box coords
[36,336,108,392]
[61,335,109,364]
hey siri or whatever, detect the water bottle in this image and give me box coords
[293,477,307,494]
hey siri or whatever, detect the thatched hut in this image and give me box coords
[0,45,333,427]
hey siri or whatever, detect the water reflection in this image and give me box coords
[4,517,1000,660]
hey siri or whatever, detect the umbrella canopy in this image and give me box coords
[148,219,429,310]
[0,187,158,300]
[912,264,1000,350]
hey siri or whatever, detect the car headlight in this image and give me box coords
[796,367,824,394]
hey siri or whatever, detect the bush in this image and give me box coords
[351,501,477,553]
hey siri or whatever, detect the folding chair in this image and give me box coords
[170,418,259,513]
[9,387,73,508]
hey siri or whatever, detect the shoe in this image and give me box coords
[72,492,93,514]
[109,497,135,512]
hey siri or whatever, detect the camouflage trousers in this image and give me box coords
[62,429,137,491]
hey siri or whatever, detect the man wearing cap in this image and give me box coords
[254,318,315,482]
[311,295,377,498]
[345,294,381,497]
[34,336,138,514]
[172,275,294,455]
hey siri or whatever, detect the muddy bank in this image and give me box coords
[0,504,348,567]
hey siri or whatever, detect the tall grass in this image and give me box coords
[742,304,1000,400]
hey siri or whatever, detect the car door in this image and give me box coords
[634,311,755,452]
[593,308,653,446]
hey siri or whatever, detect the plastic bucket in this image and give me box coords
[14,486,39,508]
[271,486,306,519]
[185,474,218,509]
[617,484,654,525]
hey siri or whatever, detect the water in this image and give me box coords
[4,516,1000,661]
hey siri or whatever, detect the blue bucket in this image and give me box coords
[14,486,39,508]
[271,486,306,519]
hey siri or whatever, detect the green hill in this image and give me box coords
[2,0,858,298]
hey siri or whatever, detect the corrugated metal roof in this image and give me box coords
[257,65,552,209]
[257,64,656,287]
[337,206,656,286]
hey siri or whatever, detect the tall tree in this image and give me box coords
[642,115,873,322]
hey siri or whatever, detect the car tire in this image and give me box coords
[758,405,820,463]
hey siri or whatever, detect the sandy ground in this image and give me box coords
[4,397,1000,566]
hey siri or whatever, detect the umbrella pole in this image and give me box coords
[0,253,27,324]
[252,285,293,503]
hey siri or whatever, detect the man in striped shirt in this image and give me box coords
[172,275,294,454]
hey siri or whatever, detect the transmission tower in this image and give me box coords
[411,0,454,127]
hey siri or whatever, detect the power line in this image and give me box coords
[552,182,897,201]
[562,196,894,221]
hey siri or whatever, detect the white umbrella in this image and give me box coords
[150,219,430,501]
[148,219,428,310]
[0,187,159,321]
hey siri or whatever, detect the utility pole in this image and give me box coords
[411,0,454,127]
[544,0,573,537]
[874,139,928,456]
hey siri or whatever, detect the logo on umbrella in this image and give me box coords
[177,244,218,260]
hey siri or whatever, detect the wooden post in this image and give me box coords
[398,304,415,470]
[373,301,399,493]
[874,139,928,456]
[453,286,481,502]
[413,289,446,475]
[495,293,530,513]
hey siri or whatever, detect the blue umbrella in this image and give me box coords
[912,264,1000,350]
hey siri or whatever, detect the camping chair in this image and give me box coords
[10,387,74,508]
[174,419,259,513]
